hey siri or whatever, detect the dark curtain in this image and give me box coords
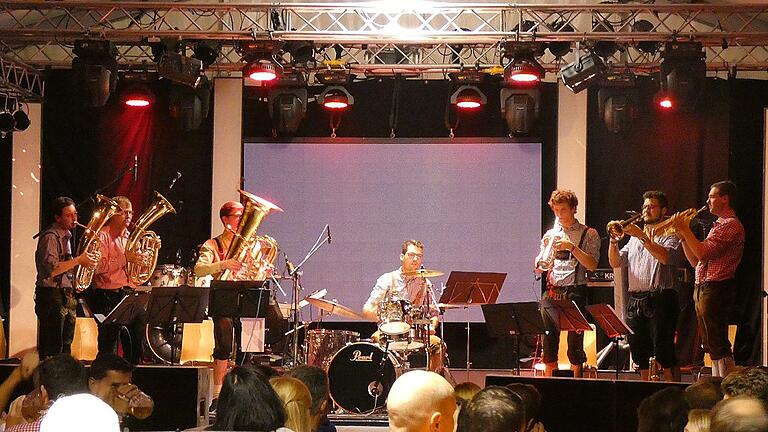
[40,69,213,271]
[0,133,10,348]
[587,76,764,365]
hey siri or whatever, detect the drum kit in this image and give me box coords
[305,269,446,414]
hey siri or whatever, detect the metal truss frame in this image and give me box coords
[1,1,768,96]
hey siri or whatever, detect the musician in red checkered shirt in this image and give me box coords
[674,180,745,378]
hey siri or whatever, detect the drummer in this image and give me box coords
[362,239,444,372]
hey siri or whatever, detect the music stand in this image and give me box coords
[439,271,506,374]
[100,291,151,325]
[482,302,545,375]
[586,304,633,379]
[147,286,209,365]
[209,281,271,319]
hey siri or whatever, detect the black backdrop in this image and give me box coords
[0,72,762,365]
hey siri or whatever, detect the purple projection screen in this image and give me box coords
[243,139,541,322]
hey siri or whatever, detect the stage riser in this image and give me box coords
[485,375,686,432]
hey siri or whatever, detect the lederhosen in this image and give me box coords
[35,229,77,358]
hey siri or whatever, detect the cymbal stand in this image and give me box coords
[285,224,332,368]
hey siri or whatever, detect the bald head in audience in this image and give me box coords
[711,396,768,432]
[387,371,456,432]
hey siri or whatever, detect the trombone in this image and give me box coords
[606,212,643,242]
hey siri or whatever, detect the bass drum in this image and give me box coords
[327,342,402,413]
[146,324,182,364]
[149,265,188,287]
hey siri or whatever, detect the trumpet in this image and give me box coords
[606,212,643,242]
[652,205,707,237]
[535,218,561,271]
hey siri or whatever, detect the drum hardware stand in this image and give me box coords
[284,224,332,368]
[366,339,393,415]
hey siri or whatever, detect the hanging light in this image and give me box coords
[501,42,546,85]
[656,92,674,110]
[450,85,486,110]
[122,85,154,107]
[318,86,354,110]
[240,40,283,83]
[243,60,278,82]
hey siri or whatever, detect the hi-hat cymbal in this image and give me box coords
[402,268,444,278]
[305,297,362,320]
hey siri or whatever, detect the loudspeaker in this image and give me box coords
[124,365,210,431]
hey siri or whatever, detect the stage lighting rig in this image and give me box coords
[448,70,487,110]
[267,70,308,135]
[0,95,31,137]
[548,21,575,58]
[500,87,540,136]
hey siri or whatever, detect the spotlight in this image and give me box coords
[72,39,118,107]
[13,107,30,132]
[284,41,316,64]
[501,42,546,85]
[655,92,674,110]
[193,41,220,68]
[169,76,211,131]
[244,60,278,82]
[598,72,638,134]
[318,86,354,110]
[268,87,307,135]
[157,51,203,88]
[500,87,540,135]
[560,51,606,94]
[0,104,14,137]
[240,40,284,82]
[660,41,705,111]
[593,21,619,58]
[548,22,575,58]
[121,85,154,107]
[632,20,660,54]
[450,85,486,110]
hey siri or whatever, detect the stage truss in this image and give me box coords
[1,1,768,99]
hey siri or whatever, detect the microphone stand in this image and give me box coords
[285,224,332,367]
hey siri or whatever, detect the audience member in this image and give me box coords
[721,368,768,407]
[209,366,286,431]
[286,365,336,432]
[686,377,725,410]
[456,386,526,432]
[637,386,689,432]
[39,393,119,432]
[387,370,456,432]
[0,351,39,414]
[271,376,313,432]
[685,409,712,432]
[507,383,544,431]
[88,353,153,421]
[710,396,768,432]
[453,382,481,407]
[6,354,88,431]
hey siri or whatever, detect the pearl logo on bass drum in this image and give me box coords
[350,350,374,362]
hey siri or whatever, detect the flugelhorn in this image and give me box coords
[652,205,707,237]
[535,218,561,271]
[606,212,643,242]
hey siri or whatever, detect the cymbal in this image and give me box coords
[402,268,444,278]
[305,297,362,320]
[436,303,482,309]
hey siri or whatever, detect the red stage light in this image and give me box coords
[659,97,673,109]
[508,72,541,83]
[122,86,154,108]
[451,86,486,110]
[322,91,349,110]
[243,62,278,82]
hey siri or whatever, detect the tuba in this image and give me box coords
[74,195,124,291]
[220,190,283,281]
[126,191,177,285]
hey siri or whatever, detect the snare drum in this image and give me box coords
[378,299,411,335]
[306,329,359,369]
[386,326,427,352]
[149,265,188,287]
[328,342,403,413]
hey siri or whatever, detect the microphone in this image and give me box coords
[284,252,295,276]
[326,224,332,244]
[133,155,138,183]
[169,171,182,191]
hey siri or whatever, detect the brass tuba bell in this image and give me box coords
[220,190,283,281]
[74,195,125,291]
[126,191,177,285]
